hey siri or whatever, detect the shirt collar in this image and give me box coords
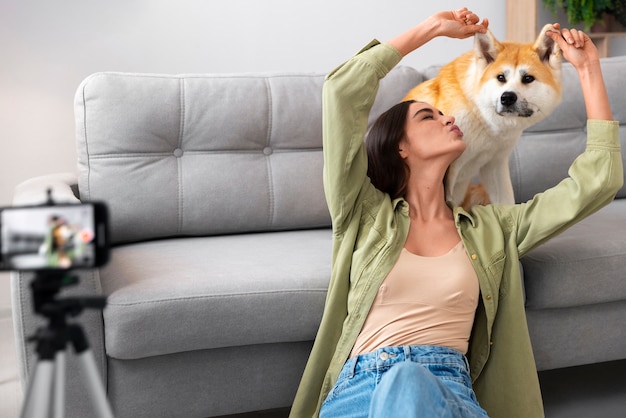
[451,203,477,227]
[394,197,476,227]
[393,197,409,215]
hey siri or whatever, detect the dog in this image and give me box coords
[403,24,563,209]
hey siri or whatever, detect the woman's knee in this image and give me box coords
[384,362,434,385]
[376,362,441,398]
[370,362,445,416]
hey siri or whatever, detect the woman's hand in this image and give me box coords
[388,7,488,57]
[546,24,611,120]
[429,7,489,39]
[545,24,599,70]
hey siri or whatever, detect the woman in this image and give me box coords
[291,8,623,418]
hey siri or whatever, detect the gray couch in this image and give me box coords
[11,55,626,417]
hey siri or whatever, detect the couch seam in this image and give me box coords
[86,148,322,158]
[81,85,92,200]
[177,78,186,234]
[525,298,626,312]
[264,77,275,229]
[18,271,31,382]
[94,71,327,80]
[88,269,108,380]
[105,289,329,306]
[524,251,626,264]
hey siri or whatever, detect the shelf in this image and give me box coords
[589,32,626,58]
[506,0,625,57]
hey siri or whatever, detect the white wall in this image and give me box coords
[1,0,507,206]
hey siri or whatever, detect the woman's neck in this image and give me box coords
[404,182,451,222]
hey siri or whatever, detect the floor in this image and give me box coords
[2,272,625,418]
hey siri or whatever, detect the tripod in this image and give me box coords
[20,271,114,418]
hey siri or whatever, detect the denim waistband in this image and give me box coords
[340,346,469,380]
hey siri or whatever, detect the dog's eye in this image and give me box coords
[497,74,506,83]
[522,75,535,84]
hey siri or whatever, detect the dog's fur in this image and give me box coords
[403,24,563,208]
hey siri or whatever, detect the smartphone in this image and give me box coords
[0,202,109,271]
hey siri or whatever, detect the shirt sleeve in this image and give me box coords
[322,41,402,233]
[505,119,623,257]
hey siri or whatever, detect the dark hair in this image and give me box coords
[366,100,415,200]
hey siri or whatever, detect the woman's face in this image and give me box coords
[399,102,466,164]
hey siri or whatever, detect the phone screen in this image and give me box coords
[0,203,108,271]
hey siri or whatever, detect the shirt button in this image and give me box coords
[486,295,492,300]
[380,352,389,360]
[471,254,477,260]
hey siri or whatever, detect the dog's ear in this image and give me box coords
[474,30,500,66]
[534,23,561,68]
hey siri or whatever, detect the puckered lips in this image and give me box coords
[450,124,464,137]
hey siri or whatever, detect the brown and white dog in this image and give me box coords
[403,24,563,209]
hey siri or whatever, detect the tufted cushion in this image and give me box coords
[75,67,424,244]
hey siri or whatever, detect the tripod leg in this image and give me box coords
[21,325,63,418]
[70,325,114,418]
[20,359,55,418]
[53,350,67,418]
[77,349,114,418]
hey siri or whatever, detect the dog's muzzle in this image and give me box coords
[497,92,534,117]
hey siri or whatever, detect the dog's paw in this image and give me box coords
[461,183,491,211]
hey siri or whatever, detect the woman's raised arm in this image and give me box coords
[387,8,488,57]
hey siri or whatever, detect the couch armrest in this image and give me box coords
[12,172,80,206]
[10,173,109,417]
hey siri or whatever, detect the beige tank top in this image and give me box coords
[351,241,479,356]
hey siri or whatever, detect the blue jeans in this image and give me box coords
[320,345,489,418]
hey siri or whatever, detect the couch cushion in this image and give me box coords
[522,199,626,310]
[100,229,331,360]
[527,300,626,371]
[75,67,424,244]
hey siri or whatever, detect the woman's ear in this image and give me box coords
[398,143,408,159]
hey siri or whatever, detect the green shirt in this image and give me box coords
[290,40,623,418]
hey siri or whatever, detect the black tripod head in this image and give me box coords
[29,271,108,359]
[31,271,107,319]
